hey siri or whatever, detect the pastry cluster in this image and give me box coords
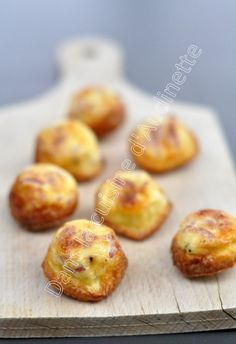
[95,170,171,240]
[9,163,78,231]
[42,219,128,301]
[67,87,125,137]
[130,116,198,173]
[35,120,104,181]
[171,209,236,277]
[8,84,236,304]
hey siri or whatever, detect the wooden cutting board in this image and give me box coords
[1,38,236,338]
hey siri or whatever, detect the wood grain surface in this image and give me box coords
[0,79,236,338]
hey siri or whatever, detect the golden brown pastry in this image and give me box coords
[67,87,125,137]
[95,170,171,240]
[35,120,103,181]
[9,163,78,231]
[171,209,236,277]
[42,219,128,301]
[129,116,198,173]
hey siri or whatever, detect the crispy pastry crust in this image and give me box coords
[171,239,236,277]
[35,120,104,181]
[42,220,128,301]
[35,152,104,183]
[95,170,172,240]
[42,248,128,301]
[86,100,125,138]
[171,209,236,277]
[103,201,172,241]
[132,132,198,174]
[130,116,199,173]
[9,164,78,231]
[10,195,77,231]
[68,87,125,138]
[70,159,105,182]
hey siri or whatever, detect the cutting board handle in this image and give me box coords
[56,37,125,82]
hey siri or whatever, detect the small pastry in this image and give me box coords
[67,87,125,137]
[35,120,104,181]
[129,116,198,173]
[171,209,236,277]
[95,170,171,240]
[42,219,128,301]
[9,163,78,231]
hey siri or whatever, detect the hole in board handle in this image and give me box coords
[80,45,99,59]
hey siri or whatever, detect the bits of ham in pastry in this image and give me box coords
[95,170,171,240]
[129,116,198,173]
[171,209,236,277]
[67,87,125,137]
[35,120,104,181]
[9,163,78,231]
[42,219,128,301]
